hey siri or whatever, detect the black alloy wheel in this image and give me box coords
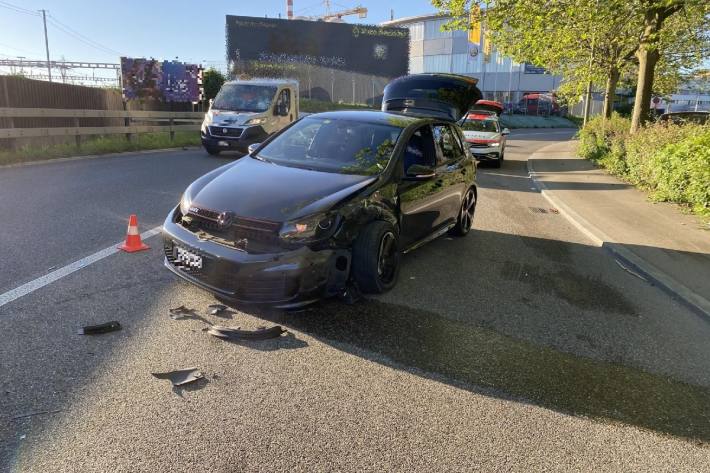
[451,188,477,236]
[352,221,401,294]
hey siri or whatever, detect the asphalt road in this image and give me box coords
[1,131,709,472]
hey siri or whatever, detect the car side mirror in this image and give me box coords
[248,143,261,154]
[404,164,436,180]
[501,128,510,135]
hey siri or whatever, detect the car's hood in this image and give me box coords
[188,157,377,222]
[463,130,501,142]
[207,109,260,126]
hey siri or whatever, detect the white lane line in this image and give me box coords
[0,226,162,309]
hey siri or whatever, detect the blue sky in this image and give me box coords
[0,0,435,70]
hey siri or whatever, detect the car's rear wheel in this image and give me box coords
[451,188,476,236]
[204,145,221,156]
[352,221,400,294]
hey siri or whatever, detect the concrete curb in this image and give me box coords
[0,146,201,170]
[527,143,710,322]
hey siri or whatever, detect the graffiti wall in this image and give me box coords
[121,58,201,102]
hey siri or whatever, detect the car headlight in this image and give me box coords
[490,142,500,147]
[179,192,192,216]
[245,117,266,126]
[279,212,340,243]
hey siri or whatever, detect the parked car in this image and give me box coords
[200,79,299,155]
[461,100,509,168]
[163,73,481,307]
[659,111,709,125]
[514,93,560,116]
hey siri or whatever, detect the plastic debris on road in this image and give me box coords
[151,368,204,386]
[77,321,121,335]
[207,325,286,341]
[207,304,228,316]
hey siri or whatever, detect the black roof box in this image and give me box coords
[382,73,483,122]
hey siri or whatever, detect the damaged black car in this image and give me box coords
[162,73,482,307]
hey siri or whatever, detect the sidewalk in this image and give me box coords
[528,140,710,318]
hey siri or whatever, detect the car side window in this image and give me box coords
[403,125,436,172]
[278,89,291,114]
[433,125,462,164]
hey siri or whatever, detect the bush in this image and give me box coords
[578,114,710,217]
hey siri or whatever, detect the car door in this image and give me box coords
[398,124,451,247]
[272,88,292,133]
[432,124,469,226]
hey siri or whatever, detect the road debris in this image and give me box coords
[615,259,648,282]
[207,304,227,316]
[151,368,204,386]
[77,321,121,335]
[207,325,286,341]
[169,305,196,320]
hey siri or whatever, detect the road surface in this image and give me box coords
[1,130,709,472]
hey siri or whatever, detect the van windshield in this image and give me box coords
[462,119,499,132]
[212,84,277,112]
[257,117,402,176]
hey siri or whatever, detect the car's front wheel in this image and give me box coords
[451,188,477,236]
[204,144,221,156]
[352,221,400,294]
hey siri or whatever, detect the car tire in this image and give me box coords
[352,221,400,294]
[450,188,477,237]
[493,155,502,168]
[204,145,221,156]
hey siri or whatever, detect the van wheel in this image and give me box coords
[204,145,221,156]
[450,188,476,236]
[352,221,400,294]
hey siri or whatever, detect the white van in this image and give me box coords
[200,79,299,155]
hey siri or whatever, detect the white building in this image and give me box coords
[381,13,562,104]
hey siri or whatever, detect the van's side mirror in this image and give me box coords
[501,128,510,135]
[248,143,261,154]
[404,164,436,180]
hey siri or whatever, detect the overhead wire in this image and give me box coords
[0,0,39,17]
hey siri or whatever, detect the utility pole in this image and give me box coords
[39,9,52,82]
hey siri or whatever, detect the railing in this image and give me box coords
[0,108,204,145]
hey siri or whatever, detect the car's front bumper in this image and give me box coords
[469,145,502,161]
[162,209,350,307]
[200,125,268,153]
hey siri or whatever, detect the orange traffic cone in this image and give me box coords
[118,214,150,253]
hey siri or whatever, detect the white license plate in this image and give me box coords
[218,140,229,147]
[175,246,203,269]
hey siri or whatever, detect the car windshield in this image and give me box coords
[212,84,277,112]
[257,117,403,175]
[462,119,499,132]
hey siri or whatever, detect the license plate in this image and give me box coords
[218,140,229,147]
[175,246,203,269]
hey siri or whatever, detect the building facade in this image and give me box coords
[381,13,562,104]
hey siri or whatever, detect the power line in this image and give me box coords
[0,0,39,16]
[46,14,123,57]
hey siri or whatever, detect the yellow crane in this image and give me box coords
[290,1,367,22]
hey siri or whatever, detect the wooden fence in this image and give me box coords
[0,108,203,147]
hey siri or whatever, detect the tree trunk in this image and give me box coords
[630,46,660,133]
[603,67,620,119]
[629,3,682,133]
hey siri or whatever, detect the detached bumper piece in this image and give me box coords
[207,325,286,341]
[152,368,204,387]
[77,321,121,335]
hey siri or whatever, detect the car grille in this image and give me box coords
[181,208,283,253]
[468,142,490,148]
[208,126,243,138]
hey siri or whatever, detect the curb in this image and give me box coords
[0,146,201,170]
[527,144,710,322]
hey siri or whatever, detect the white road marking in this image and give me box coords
[0,226,162,309]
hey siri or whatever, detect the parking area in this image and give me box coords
[1,129,709,471]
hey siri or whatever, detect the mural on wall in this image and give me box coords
[121,58,202,102]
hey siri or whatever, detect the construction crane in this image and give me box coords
[288,0,367,22]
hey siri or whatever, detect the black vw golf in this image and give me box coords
[163,74,481,307]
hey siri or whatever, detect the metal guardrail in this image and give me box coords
[0,107,203,142]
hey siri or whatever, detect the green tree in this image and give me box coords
[202,68,226,101]
[431,0,709,130]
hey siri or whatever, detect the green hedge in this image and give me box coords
[578,114,710,217]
